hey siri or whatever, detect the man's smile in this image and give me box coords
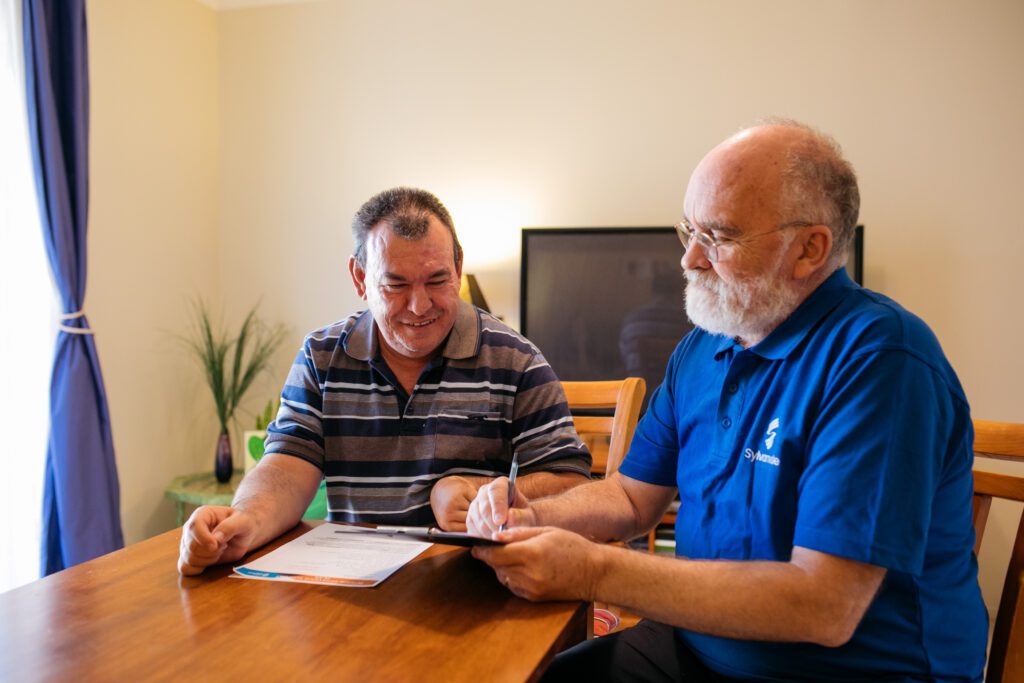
[403,316,438,328]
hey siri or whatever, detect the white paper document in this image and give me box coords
[234,523,432,587]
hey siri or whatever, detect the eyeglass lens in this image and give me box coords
[676,223,718,262]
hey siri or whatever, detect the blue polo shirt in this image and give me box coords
[618,269,987,682]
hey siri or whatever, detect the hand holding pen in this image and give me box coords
[499,453,519,533]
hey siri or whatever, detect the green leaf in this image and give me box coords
[179,299,287,433]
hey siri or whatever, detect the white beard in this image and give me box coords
[684,247,802,344]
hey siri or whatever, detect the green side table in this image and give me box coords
[165,470,244,526]
[165,469,329,525]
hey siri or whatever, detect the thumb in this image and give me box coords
[496,525,550,543]
[211,511,250,545]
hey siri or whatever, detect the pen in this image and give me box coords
[499,453,519,532]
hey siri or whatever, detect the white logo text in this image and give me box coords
[743,448,780,467]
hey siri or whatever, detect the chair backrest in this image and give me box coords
[972,419,1024,683]
[561,378,646,476]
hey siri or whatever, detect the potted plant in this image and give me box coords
[184,302,287,482]
[243,399,277,473]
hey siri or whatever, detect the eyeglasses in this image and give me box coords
[674,218,813,263]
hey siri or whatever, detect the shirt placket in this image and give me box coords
[711,350,748,462]
[400,358,446,436]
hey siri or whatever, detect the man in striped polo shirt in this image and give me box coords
[178,187,591,575]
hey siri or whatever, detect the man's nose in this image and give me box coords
[681,240,711,271]
[408,285,432,316]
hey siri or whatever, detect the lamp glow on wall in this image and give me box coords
[448,194,528,272]
[447,191,533,326]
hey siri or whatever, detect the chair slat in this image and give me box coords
[974,419,1024,460]
[974,470,1024,504]
[572,416,615,435]
[561,381,631,409]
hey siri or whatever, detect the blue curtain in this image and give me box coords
[23,0,123,574]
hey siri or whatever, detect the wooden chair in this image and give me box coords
[561,378,646,477]
[972,419,1024,683]
[561,378,646,637]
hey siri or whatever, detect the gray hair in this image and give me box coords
[351,187,463,269]
[752,118,860,265]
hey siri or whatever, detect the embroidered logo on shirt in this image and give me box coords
[741,417,782,467]
[764,417,780,450]
[743,448,780,466]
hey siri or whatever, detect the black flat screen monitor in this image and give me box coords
[519,226,863,400]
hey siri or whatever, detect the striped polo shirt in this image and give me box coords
[265,300,592,525]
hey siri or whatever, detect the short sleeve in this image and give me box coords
[264,343,326,471]
[510,352,592,476]
[617,349,681,487]
[793,349,952,574]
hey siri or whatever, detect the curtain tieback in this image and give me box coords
[59,309,93,335]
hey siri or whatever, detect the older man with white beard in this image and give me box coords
[466,121,987,682]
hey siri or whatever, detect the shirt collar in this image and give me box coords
[342,299,482,362]
[747,268,856,360]
[710,268,857,361]
[343,309,377,362]
[441,299,483,359]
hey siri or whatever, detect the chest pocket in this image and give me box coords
[433,408,510,465]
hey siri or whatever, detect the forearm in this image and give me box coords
[590,545,881,646]
[232,454,321,549]
[515,471,588,498]
[531,475,652,542]
[451,471,587,499]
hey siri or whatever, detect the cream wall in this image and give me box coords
[88,0,1023,617]
[88,0,222,543]
[216,0,1024,420]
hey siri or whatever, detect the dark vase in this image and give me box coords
[215,431,233,483]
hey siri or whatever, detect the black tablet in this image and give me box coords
[333,524,505,547]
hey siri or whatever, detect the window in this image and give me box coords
[0,0,57,593]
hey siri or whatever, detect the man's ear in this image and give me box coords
[792,225,833,280]
[348,255,368,300]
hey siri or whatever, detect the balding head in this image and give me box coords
[681,121,859,345]
[692,120,859,267]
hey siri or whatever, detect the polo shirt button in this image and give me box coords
[727,383,738,394]
[722,417,732,429]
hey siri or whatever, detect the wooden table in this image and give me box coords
[0,522,589,682]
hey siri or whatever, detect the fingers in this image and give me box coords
[184,506,221,549]
[487,477,510,526]
[474,528,594,602]
[431,477,475,531]
[470,526,555,567]
[496,526,549,543]
[468,481,537,538]
[178,532,223,576]
[444,516,468,532]
[447,494,472,530]
[471,544,524,572]
[177,506,244,575]
[467,478,510,538]
[177,556,204,575]
[478,544,544,600]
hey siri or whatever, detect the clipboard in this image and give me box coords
[332,524,505,547]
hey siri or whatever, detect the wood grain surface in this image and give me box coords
[0,522,588,682]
